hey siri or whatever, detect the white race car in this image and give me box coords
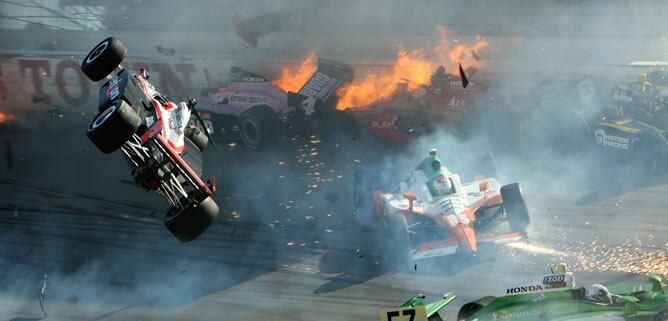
[82,37,219,242]
[354,163,530,268]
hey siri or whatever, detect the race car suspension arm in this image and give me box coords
[121,134,151,167]
[152,134,213,196]
[156,172,189,208]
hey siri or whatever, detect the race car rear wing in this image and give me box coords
[287,58,353,110]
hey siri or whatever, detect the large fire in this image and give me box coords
[336,26,488,109]
[272,51,317,93]
[270,27,489,109]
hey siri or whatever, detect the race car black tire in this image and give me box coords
[86,100,141,154]
[501,183,530,234]
[81,37,127,82]
[239,105,280,150]
[382,212,411,271]
[164,196,220,242]
[653,309,668,321]
[185,125,209,152]
[457,296,496,321]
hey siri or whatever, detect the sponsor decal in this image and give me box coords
[106,77,121,100]
[229,95,271,105]
[168,110,184,130]
[506,284,544,294]
[543,274,566,288]
[379,306,426,321]
[492,310,539,320]
[372,116,398,129]
[241,76,265,82]
[300,72,340,100]
[300,96,316,116]
[612,89,632,103]
[594,129,631,150]
[447,96,466,110]
[145,115,155,127]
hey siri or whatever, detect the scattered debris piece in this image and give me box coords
[156,45,176,56]
[458,63,469,88]
[39,273,47,317]
[233,10,294,47]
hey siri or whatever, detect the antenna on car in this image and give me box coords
[188,98,218,150]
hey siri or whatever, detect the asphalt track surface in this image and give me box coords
[0,118,665,321]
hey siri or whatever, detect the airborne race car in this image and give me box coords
[82,37,219,242]
[197,59,355,150]
[353,158,530,269]
[381,266,668,321]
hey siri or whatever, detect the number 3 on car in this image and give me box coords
[379,306,427,321]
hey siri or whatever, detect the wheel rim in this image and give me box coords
[241,118,260,148]
[86,41,108,64]
[90,105,117,129]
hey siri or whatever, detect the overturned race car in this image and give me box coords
[82,37,219,242]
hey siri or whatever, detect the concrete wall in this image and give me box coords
[1,0,667,113]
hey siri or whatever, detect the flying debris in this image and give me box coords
[459,63,469,88]
[233,10,294,47]
[155,45,175,56]
[39,273,47,317]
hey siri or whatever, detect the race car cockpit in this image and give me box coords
[430,175,457,197]
[584,284,614,305]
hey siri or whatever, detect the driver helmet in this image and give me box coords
[639,73,653,94]
[584,284,612,304]
[432,175,453,195]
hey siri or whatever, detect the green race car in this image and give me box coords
[380,292,456,321]
[383,270,667,321]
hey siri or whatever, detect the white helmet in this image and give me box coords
[432,175,453,195]
[584,284,612,304]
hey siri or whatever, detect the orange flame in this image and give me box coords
[336,26,488,109]
[0,112,15,123]
[273,51,317,92]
